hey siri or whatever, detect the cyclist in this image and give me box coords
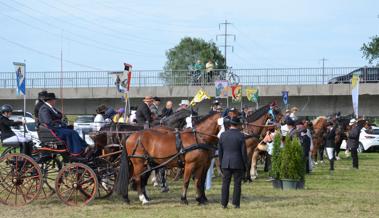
[0,104,33,155]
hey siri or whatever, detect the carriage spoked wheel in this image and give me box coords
[94,159,116,199]
[38,155,63,199]
[0,153,43,207]
[166,167,183,181]
[55,163,98,206]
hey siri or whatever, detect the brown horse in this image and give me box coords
[116,112,221,205]
[311,116,327,162]
[244,104,283,180]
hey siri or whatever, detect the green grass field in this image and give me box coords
[0,152,378,218]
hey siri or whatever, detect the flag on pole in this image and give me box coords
[190,89,210,106]
[282,91,289,106]
[13,62,26,96]
[351,74,360,118]
[215,80,228,97]
[231,85,242,102]
[246,87,259,103]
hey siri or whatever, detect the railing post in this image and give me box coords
[76,72,78,88]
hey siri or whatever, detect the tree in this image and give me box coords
[361,35,379,65]
[161,37,225,85]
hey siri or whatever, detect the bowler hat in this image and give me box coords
[153,96,161,102]
[285,117,295,126]
[38,90,48,100]
[45,92,57,100]
[230,117,242,125]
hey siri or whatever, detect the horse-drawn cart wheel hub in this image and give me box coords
[73,183,78,188]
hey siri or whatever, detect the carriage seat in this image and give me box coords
[37,125,66,150]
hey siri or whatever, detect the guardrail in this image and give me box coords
[0,67,375,88]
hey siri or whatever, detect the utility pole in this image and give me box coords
[320,57,328,84]
[216,20,236,68]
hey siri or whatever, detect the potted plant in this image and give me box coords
[279,136,306,190]
[269,133,283,189]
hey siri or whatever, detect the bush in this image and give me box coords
[269,133,282,179]
[279,136,306,181]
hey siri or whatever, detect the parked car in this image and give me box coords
[12,110,33,118]
[328,67,379,84]
[8,116,40,147]
[73,115,95,145]
[340,126,379,152]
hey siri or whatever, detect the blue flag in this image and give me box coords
[282,91,288,105]
[13,62,26,96]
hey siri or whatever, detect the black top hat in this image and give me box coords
[45,92,57,101]
[285,117,295,126]
[229,107,238,112]
[230,117,242,125]
[213,99,220,105]
[153,97,161,102]
[38,90,48,100]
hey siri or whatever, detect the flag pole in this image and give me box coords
[23,60,26,137]
[240,86,243,111]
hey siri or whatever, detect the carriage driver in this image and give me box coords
[0,104,33,156]
[38,92,88,155]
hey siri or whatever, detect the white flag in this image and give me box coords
[351,74,359,118]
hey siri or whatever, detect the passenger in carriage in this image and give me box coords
[0,104,33,156]
[38,92,88,155]
[136,96,154,127]
[34,90,48,126]
[149,97,161,120]
[113,108,127,123]
[160,101,173,119]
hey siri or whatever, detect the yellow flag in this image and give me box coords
[190,89,210,106]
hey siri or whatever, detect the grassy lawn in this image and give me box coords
[0,152,378,218]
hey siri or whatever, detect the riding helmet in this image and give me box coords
[0,104,13,113]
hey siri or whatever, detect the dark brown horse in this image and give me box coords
[116,112,221,205]
[243,104,283,180]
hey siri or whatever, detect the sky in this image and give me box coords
[0,0,378,72]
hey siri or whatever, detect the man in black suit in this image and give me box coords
[39,92,87,155]
[136,96,153,128]
[219,117,248,209]
[34,90,48,126]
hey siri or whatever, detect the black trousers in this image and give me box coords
[318,144,325,161]
[304,156,310,173]
[221,168,243,207]
[351,147,359,169]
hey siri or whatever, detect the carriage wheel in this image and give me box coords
[38,156,63,199]
[94,159,116,199]
[0,153,43,207]
[55,163,98,206]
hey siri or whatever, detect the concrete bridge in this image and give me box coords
[1,84,378,116]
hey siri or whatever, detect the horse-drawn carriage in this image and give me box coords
[0,122,142,207]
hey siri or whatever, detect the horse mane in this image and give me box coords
[246,104,270,122]
[312,116,327,126]
[194,111,218,125]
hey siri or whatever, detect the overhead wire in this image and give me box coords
[0,35,105,70]
[0,0,162,57]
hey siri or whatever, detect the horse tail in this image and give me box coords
[116,147,129,197]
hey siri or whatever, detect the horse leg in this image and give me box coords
[181,164,193,205]
[131,161,149,205]
[141,171,152,201]
[215,157,222,177]
[250,149,259,180]
[201,166,209,203]
[194,166,207,205]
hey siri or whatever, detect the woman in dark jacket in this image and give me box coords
[325,121,336,172]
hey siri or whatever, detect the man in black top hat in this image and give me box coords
[39,92,87,155]
[34,90,48,126]
[219,117,248,209]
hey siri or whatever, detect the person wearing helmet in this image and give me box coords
[0,104,33,155]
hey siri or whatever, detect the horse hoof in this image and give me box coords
[142,200,150,205]
[123,196,130,204]
[181,198,188,205]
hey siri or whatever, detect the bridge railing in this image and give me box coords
[0,67,370,88]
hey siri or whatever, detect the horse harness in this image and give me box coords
[129,128,218,176]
